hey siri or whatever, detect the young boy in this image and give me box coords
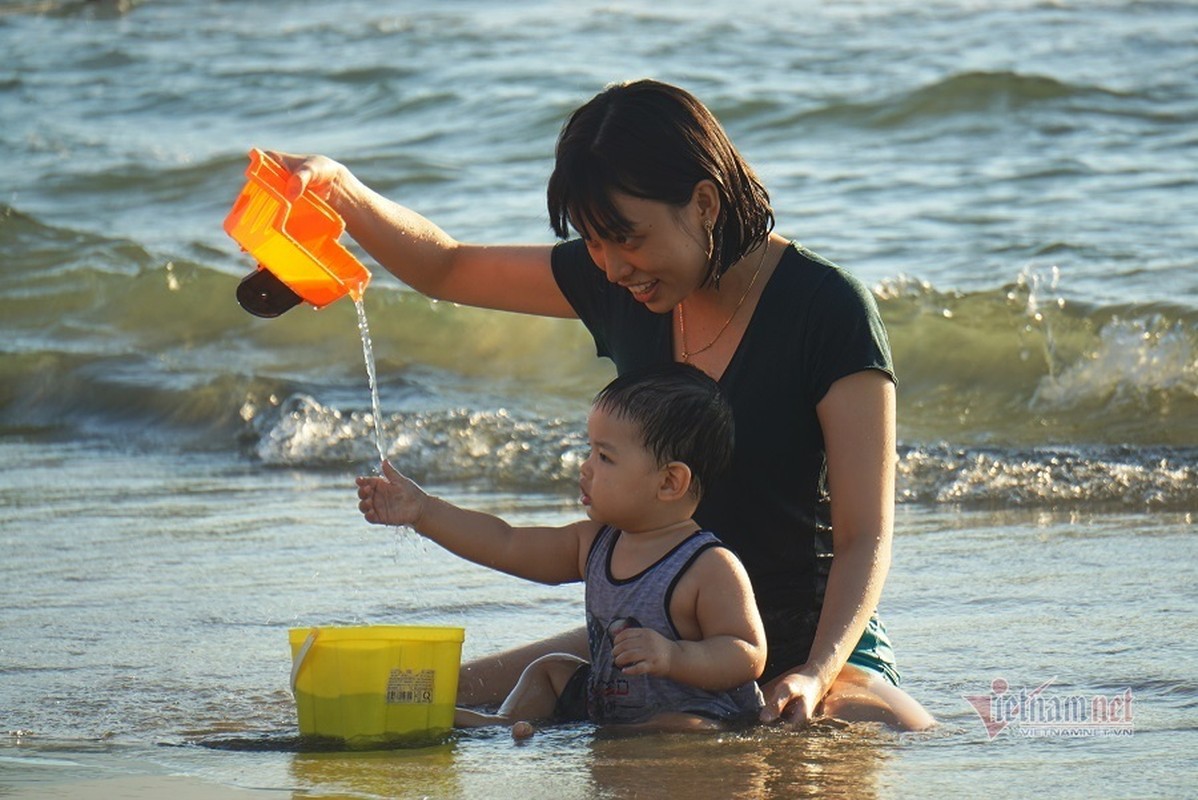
[356,363,766,734]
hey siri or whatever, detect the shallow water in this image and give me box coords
[4,438,1195,798]
[2,0,1197,797]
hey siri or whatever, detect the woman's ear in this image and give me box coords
[690,179,720,225]
[658,461,694,502]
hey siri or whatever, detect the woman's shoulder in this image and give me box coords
[552,238,597,278]
[787,241,839,269]
[766,242,880,317]
[551,239,620,309]
[778,242,867,291]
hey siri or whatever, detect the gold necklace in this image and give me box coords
[677,240,770,363]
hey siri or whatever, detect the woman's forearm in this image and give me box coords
[799,529,892,691]
[328,168,462,298]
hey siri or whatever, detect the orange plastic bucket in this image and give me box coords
[224,149,370,314]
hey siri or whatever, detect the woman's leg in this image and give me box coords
[819,663,936,730]
[457,626,589,706]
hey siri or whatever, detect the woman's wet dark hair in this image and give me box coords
[548,79,775,287]
[592,362,734,499]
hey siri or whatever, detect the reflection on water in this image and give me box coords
[273,722,895,800]
[289,743,461,800]
[588,724,891,800]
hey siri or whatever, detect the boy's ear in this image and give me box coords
[658,461,694,502]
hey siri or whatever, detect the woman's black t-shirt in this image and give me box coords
[551,238,895,682]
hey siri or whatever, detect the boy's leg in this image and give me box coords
[454,653,587,728]
[453,706,506,728]
[457,627,589,706]
[496,653,588,721]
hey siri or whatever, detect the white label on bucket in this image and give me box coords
[387,669,435,705]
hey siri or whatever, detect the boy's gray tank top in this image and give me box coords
[584,525,764,725]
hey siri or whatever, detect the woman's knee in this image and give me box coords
[821,664,936,731]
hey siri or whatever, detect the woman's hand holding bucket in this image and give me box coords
[264,150,346,203]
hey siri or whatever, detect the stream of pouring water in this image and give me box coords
[354,295,387,465]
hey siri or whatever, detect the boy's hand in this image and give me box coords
[356,460,428,527]
[611,626,680,678]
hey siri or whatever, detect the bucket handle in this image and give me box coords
[290,629,319,694]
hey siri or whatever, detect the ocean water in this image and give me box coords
[1,1,1196,798]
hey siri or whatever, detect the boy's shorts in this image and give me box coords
[551,663,591,723]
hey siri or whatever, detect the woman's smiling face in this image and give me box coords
[580,192,712,314]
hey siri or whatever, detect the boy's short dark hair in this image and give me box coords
[593,362,734,498]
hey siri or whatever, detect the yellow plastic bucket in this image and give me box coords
[289,625,464,748]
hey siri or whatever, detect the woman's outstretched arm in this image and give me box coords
[267,150,577,318]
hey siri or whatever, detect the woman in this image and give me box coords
[270,79,933,730]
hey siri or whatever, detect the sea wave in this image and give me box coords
[241,392,1198,510]
[897,443,1198,510]
[872,71,1110,123]
[3,205,1196,507]
[882,269,1198,447]
[787,69,1184,132]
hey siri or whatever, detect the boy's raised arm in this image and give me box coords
[357,460,594,585]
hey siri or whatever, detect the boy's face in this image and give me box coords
[579,405,665,530]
